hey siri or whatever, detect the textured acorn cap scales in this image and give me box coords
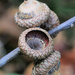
[14,0,50,28]
[32,50,61,75]
[40,10,60,31]
[18,28,54,60]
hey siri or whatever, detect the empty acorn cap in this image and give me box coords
[14,0,50,28]
[18,28,54,60]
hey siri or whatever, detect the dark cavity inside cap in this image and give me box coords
[25,30,49,50]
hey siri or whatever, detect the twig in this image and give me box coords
[0,17,75,68]
[0,47,20,67]
[48,16,75,36]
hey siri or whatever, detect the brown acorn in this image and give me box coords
[14,0,50,28]
[18,28,54,60]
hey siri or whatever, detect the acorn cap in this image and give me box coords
[18,28,54,60]
[15,0,50,28]
[40,10,60,31]
[32,50,61,75]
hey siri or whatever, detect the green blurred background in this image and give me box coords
[0,0,75,75]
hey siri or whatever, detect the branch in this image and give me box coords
[48,16,75,36]
[0,47,20,67]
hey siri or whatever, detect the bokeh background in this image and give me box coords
[0,0,75,75]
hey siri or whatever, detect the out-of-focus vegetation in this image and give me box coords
[0,0,75,75]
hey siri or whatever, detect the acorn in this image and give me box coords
[18,28,54,60]
[14,0,50,28]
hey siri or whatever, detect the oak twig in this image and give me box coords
[48,16,75,36]
[0,47,20,67]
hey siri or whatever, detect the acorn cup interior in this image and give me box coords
[25,30,49,51]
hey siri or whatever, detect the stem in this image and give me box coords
[48,16,75,36]
[0,47,20,68]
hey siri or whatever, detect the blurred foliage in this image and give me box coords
[5,73,21,75]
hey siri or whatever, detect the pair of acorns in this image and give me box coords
[15,0,61,75]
